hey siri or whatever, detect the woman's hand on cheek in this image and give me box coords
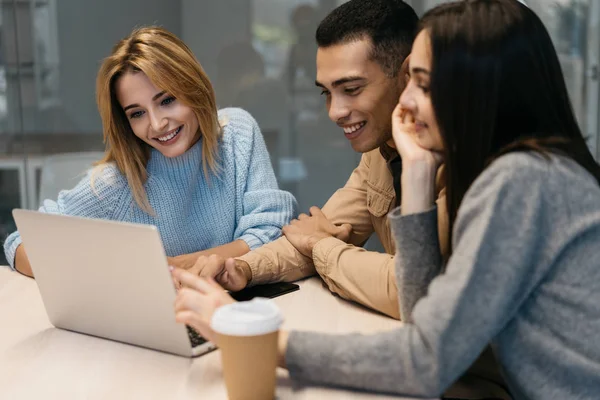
[392,103,442,215]
[392,102,442,169]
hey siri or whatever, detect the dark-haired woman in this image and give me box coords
[174,1,600,398]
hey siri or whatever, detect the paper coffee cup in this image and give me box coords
[211,298,283,400]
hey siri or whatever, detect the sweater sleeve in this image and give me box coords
[285,154,556,397]
[3,165,128,269]
[387,206,443,322]
[228,109,298,250]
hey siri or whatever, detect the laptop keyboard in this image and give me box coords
[186,325,207,347]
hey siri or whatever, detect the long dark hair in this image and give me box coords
[420,0,600,243]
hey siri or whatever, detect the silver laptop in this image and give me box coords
[12,209,216,357]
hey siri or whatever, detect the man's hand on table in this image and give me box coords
[282,206,352,258]
[171,254,251,292]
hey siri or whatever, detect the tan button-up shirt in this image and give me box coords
[239,145,449,319]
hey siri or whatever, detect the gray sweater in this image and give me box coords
[286,152,600,399]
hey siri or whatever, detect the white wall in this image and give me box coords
[181,0,250,80]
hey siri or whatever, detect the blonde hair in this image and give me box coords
[94,26,221,213]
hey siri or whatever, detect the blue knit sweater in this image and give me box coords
[3,108,297,269]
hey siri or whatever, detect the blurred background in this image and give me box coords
[0,0,598,265]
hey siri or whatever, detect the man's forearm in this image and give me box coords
[170,240,251,270]
[312,237,399,319]
[237,236,316,286]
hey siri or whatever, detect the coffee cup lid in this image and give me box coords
[211,298,283,336]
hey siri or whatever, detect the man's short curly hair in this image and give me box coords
[316,0,418,77]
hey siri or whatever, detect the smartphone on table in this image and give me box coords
[229,282,299,302]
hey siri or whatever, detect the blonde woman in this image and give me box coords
[4,26,297,277]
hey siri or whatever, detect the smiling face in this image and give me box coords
[116,71,200,158]
[399,30,443,152]
[316,38,402,153]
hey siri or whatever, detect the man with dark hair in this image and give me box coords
[316,0,416,79]
[193,0,430,320]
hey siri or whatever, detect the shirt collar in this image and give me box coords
[379,142,400,163]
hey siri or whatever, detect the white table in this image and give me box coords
[0,267,429,400]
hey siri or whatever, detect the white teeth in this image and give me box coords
[343,122,366,134]
[157,126,181,142]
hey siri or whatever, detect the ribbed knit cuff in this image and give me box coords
[387,205,439,250]
[239,233,264,251]
[3,231,22,270]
